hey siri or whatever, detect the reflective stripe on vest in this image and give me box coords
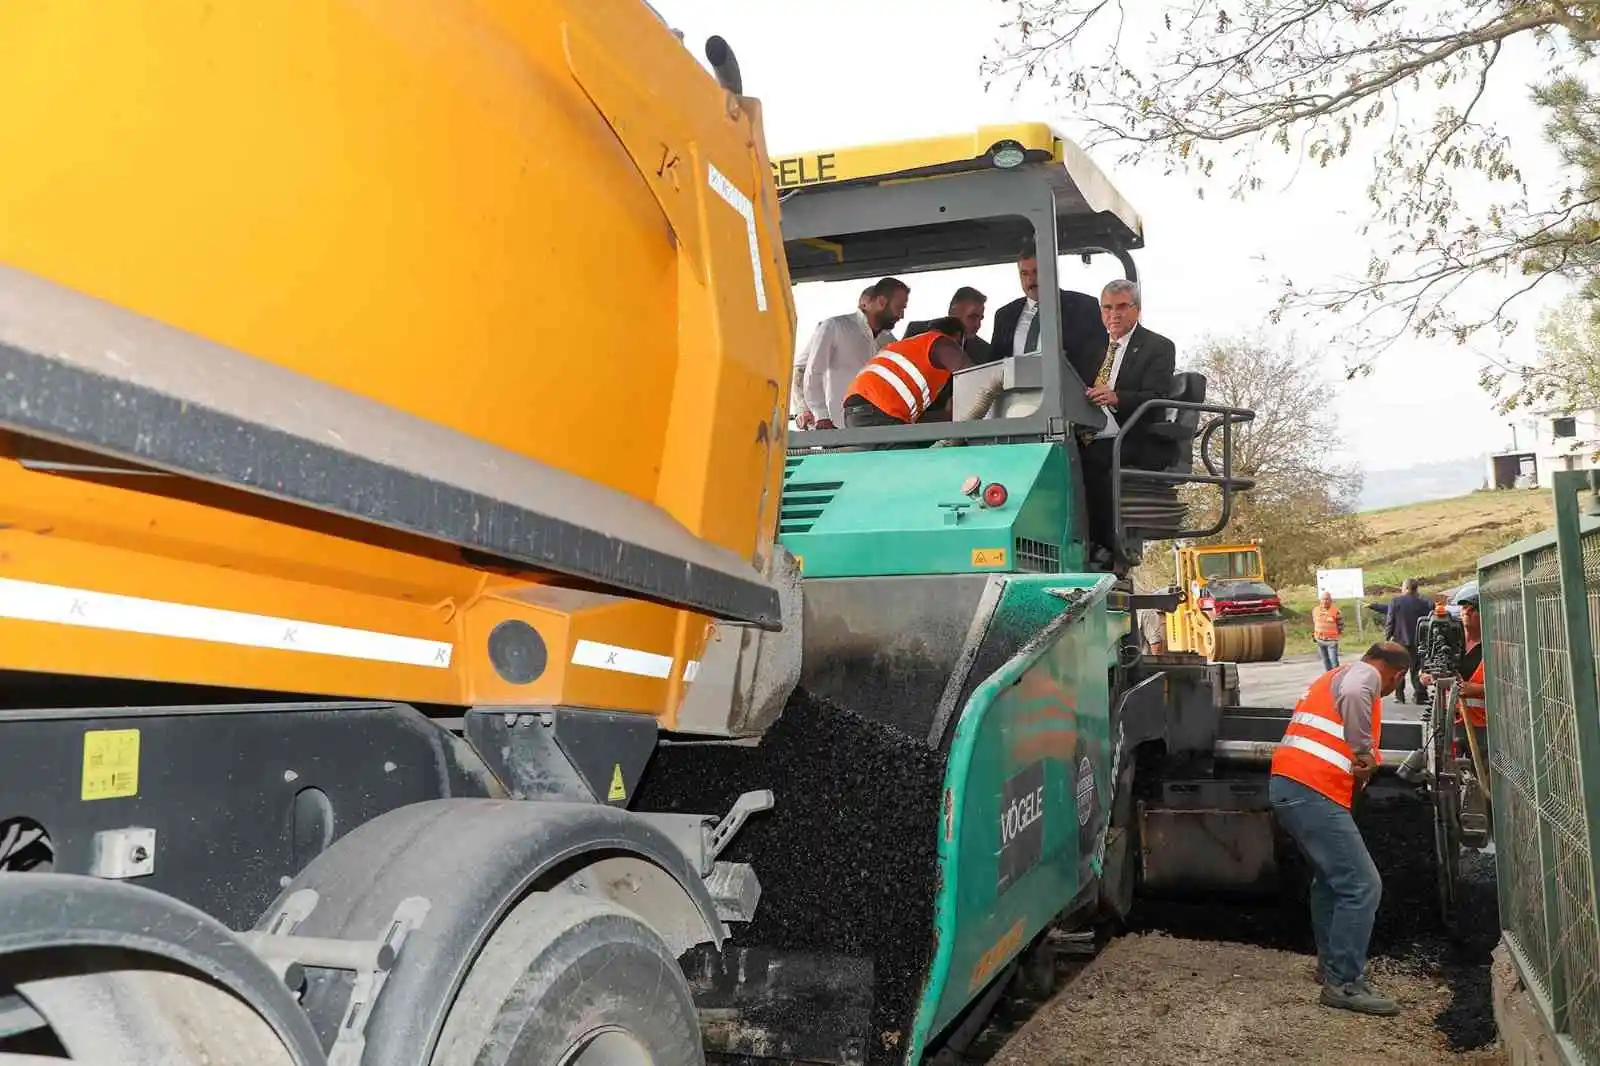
[1312,606,1340,640]
[878,349,933,407]
[1459,659,1487,727]
[844,332,952,422]
[1270,665,1382,809]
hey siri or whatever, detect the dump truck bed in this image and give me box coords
[0,0,796,724]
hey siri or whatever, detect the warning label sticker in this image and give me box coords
[82,728,140,801]
[972,547,1008,568]
[608,763,628,803]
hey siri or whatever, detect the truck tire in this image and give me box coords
[432,891,704,1066]
[15,954,297,1066]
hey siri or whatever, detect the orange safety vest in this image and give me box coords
[844,331,953,423]
[1312,604,1341,641]
[1270,665,1383,809]
[1458,659,1486,728]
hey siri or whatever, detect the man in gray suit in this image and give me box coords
[903,286,993,363]
[1078,279,1178,565]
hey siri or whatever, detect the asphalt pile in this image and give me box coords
[634,687,946,1065]
[1126,786,1501,1051]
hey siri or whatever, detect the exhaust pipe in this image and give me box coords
[705,36,743,95]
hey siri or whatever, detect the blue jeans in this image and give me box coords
[1316,639,1341,671]
[1269,775,1381,986]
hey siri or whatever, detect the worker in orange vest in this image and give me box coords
[1311,590,1343,670]
[1454,589,1487,755]
[838,317,975,429]
[1269,641,1414,1017]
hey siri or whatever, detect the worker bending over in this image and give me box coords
[1270,641,1413,1017]
[839,317,973,429]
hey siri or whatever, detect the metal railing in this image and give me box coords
[1111,398,1258,542]
[1479,470,1600,1064]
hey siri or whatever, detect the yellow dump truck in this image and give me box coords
[0,4,802,1063]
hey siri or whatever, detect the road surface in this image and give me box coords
[1239,653,1428,729]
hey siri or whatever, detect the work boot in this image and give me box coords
[1320,979,1400,1017]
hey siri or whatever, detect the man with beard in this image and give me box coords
[987,240,1106,379]
[793,277,910,429]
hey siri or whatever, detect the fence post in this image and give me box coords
[1553,471,1600,1029]
[1517,545,1570,1030]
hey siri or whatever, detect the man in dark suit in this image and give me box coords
[903,286,993,363]
[1078,279,1178,566]
[1383,578,1434,703]
[988,242,1108,381]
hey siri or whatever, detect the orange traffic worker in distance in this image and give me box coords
[838,317,974,429]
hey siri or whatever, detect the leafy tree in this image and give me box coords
[1485,293,1600,447]
[983,1,1600,358]
[1140,332,1368,586]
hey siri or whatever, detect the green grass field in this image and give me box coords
[1270,488,1553,657]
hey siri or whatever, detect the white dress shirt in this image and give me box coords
[798,311,889,425]
[1012,298,1039,356]
[1094,330,1133,439]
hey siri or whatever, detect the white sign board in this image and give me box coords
[1317,568,1366,600]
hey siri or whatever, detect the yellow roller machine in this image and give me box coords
[1164,543,1287,663]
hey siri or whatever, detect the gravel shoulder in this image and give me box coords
[990,934,1506,1066]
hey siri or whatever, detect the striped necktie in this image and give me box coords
[1078,339,1120,444]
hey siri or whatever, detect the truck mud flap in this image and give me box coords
[683,945,874,1065]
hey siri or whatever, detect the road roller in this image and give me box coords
[1163,543,1288,663]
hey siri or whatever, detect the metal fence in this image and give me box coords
[1480,470,1600,1064]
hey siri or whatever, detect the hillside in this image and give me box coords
[1321,487,1553,596]
[1276,488,1552,654]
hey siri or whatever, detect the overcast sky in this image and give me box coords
[654,0,1574,473]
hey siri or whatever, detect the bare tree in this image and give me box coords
[983,1,1600,360]
[1144,332,1368,586]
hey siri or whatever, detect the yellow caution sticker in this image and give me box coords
[972,547,1008,568]
[608,763,627,802]
[794,554,805,572]
[82,728,140,801]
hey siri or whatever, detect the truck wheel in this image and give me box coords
[432,891,704,1066]
[14,953,296,1065]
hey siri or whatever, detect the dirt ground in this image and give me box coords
[990,934,1506,1066]
[980,785,1505,1066]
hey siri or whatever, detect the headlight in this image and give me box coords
[990,141,1026,169]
